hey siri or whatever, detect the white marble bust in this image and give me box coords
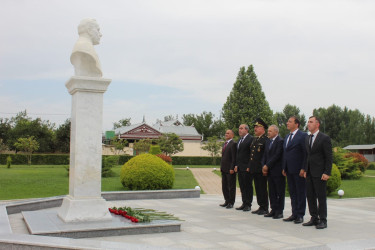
[71,18,103,77]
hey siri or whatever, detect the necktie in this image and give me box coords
[287,133,293,146]
[222,141,228,153]
[309,134,314,149]
[237,138,243,149]
[269,139,274,149]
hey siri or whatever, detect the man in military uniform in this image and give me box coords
[250,118,270,215]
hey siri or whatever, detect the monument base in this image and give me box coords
[23,209,181,239]
[57,195,112,222]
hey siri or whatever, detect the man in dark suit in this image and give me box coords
[249,118,269,215]
[234,124,253,211]
[282,116,307,224]
[303,116,332,229]
[262,125,285,219]
[219,129,237,209]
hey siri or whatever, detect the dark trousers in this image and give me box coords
[253,173,269,211]
[286,173,306,218]
[238,171,253,206]
[221,171,236,205]
[268,175,285,214]
[306,174,327,222]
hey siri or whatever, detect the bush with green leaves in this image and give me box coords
[156,154,172,164]
[6,156,12,168]
[327,164,341,195]
[102,156,119,177]
[367,162,375,170]
[120,154,174,190]
[149,145,162,155]
[333,148,368,179]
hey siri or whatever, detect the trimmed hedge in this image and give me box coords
[171,156,221,165]
[0,154,221,166]
[0,154,69,165]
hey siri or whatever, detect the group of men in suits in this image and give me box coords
[219,116,332,229]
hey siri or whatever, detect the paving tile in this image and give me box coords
[218,240,258,249]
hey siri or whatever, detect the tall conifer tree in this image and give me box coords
[222,65,273,134]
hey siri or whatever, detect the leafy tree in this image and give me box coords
[14,136,39,165]
[54,119,70,153]
[182,111,225,140]
[201,136,222,165]
[222,65,274,135]
[0,138,8,153]
[149,145,162,155]
[313,105,344,146]
[274,104,306,137]
[182,114,195,126]
[158,133,184,156]
[113,118,131,129]
[133,139,152,154]
[164,115,175,122]
[8,110,55,153]
[313,105,375,147]
[0,118,11,145]
[110,136,129,155]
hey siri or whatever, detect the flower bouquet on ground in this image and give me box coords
[109,206,180,223]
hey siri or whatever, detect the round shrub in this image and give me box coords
[120,154,175,190]
[327,164,341,195]
[367,162,375,170]
[149,145,162,155]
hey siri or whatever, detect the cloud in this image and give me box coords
[1,0,375,131]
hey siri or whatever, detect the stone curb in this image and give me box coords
[0,189,199,250]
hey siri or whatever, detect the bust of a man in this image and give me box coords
[71,18,103,77]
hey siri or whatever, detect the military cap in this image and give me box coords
[253,118,268,129]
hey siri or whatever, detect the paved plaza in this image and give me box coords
[2,169,375,249]
[5,194,375,249]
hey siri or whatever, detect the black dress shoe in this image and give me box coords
[273,213,283,219]
[251,208,260,214]
[243,206,251,211]
[220,202,229,207]
[257,209,268,215]
[316,221,327,229]
[236,204,245,210]
[226,203,233,209]
[264,211,275,217]
[283,215,296,222]
[303,219,319,226]
[294,217,304,224]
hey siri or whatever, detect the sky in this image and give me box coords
[1,0,375,131]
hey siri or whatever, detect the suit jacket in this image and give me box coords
[305,132,332,177]
[283,129,307,174]
[221,140,237,173]
[262,135,284,176]
[236,134,253,171]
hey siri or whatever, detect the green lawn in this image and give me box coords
[329,177,375,198]
[1,165,374,200]
[0,165,200,200]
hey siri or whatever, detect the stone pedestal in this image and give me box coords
[58,76,112,222]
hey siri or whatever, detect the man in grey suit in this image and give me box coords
[303,116,332,229]
[234,124,253,211]
[219,130,237,209]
